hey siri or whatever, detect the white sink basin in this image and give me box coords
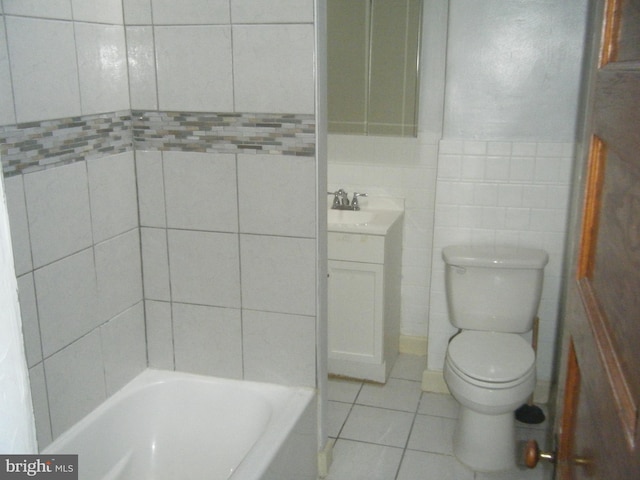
[327,209,376,226]
[327,208,403,235]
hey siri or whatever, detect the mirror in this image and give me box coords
[327,0,422,137]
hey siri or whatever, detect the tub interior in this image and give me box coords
[43,369,316,480]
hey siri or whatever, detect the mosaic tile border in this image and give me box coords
[1,111,133,177]
[1,110,316,177]
[132,111,316,157]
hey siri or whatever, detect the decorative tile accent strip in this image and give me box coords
[1,111,133,177]
[132,111,316,157]
[1,110,316,177]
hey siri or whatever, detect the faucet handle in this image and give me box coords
[327,190,342,209]
[337,189,349,206]
[351,192,367,210]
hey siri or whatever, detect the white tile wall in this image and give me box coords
[3,175,31,275]
[133,148,319,387]
[242,310,316,386]
[126,26,158,110]
[24,162,92,268]
[155,26,233,112]
[0,19,16,126]
[27,364,52,448]
[5,17,81,123]
[163,152,238,232]
[135,151,166,227]
[238,154,316,237]
[232,25,315,114]
[2,0,72,20]
[168,230,241,308]
[144,300,173,369]
[87,152,138,243]
[17,274,41,367]
[75,23,129,115]
[230,0,314,23]
[122,0,152,25]
[240,234,317,316]
[7,152,146,448]
[44,330,107,437]
[99,302,146,395]
[71,0,123,24]
[151,0,230,25]
[35,248,99,357]
[140,227,171,301]
[95,229,142,322]
[172,302,243,378]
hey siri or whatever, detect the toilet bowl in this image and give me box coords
[441,245,548,472]
[444,331,536,471]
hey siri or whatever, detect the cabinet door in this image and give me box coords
[328,260,383,364]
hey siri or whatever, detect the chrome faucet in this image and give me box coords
[328,190,367,211]
[351,192,367,210]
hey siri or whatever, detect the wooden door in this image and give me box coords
[551,0,640,478]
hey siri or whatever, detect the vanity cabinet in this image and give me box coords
[327,216,402,383]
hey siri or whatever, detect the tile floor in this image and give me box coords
[326,354,554,480]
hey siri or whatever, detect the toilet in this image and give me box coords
[441,245,548,472]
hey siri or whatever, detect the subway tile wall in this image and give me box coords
[428,140,573,382]
[329,136,573,383]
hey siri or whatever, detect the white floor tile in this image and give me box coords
[418,392,459,418]
[357,378,422,412]
[397,450,474,480]
[407,414,456,455]
[324,355,553,480]
[340,405,415,448]
[327,400,351,438]
[326,439,403,480]
[328,377,363,403]
[390,353,426,381]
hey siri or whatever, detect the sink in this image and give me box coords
[327,204,403,235]
[327,209,376,226]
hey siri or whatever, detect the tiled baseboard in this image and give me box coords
[399,335,428,356]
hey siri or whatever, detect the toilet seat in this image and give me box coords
[447,331,535,387]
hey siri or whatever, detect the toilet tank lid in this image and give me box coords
[442,245,549,269]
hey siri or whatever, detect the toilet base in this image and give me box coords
[453,407,516,472]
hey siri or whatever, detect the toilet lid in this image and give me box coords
[447,331,535,383]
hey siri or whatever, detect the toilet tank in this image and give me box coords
[442,245,549,333]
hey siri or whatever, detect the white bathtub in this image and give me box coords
[43,369,317,480]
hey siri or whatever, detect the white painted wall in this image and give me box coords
[0,173,37,453]
[443,0,587,141]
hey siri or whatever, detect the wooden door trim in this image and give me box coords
[599,0,622,67]
[577,135,606,279]
[558,339,580,478]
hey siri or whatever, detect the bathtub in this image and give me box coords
[43,369,317,480]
